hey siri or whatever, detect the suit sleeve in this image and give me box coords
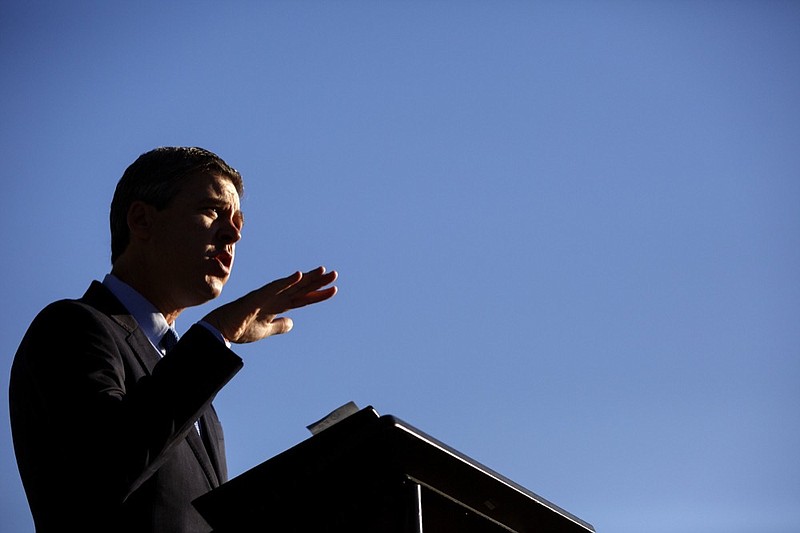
[122,323,243,496]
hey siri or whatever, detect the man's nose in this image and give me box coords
[218,217,242,244]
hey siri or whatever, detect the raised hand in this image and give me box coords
[202,266,337,344]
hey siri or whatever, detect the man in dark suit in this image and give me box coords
[9,147,337,532]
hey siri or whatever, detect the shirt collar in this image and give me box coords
[102,273,174,351]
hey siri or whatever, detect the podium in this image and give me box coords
[193,406,595,532]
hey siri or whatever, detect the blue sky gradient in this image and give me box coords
[2,2,798,532]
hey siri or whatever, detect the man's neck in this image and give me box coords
[110,262,184,325]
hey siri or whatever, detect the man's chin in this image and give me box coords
[204,277,227,299]
[179,280,224,309]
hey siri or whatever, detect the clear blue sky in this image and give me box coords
[2,2,798,532]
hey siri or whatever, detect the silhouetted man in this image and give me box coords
[9,147,337,532]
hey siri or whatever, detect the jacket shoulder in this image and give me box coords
[13,289,130,372]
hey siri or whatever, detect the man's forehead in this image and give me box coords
[186,173,241,202]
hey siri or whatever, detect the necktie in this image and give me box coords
[160,327,179,355]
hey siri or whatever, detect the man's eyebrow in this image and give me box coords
[196,194,234,207]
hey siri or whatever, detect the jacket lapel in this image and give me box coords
[80,280,225,488]
[81,281,159,375]
[186,424,221,488]
[200,406,228,483]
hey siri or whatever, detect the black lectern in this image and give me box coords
[193,406,595,532]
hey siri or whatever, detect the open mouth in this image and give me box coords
[210,251,233,273]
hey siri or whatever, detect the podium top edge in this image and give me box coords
[377,412,595,533]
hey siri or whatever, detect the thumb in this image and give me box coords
[268,317,294,336]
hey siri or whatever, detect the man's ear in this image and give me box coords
[126,201,157,241]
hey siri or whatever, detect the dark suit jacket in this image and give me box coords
[9,282,244,532]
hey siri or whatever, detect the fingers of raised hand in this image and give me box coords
[293,268,337,307]
[287,286,337,310]
[273,267,337,307]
